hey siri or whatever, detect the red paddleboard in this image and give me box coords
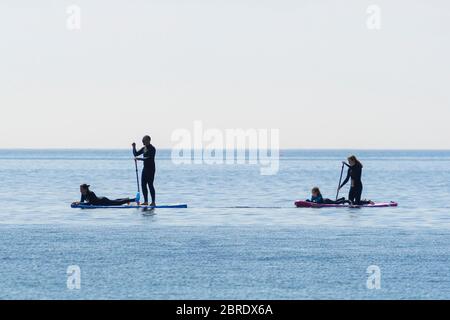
[294,200,398,208]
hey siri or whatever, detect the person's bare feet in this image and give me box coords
[141,202,148,206]
[150,202,156,207]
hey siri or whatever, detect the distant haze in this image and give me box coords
[1,0,449,149]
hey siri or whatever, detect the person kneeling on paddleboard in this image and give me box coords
[306,187,348,204]
[72,184,136,206]
[132,135,156,207]
[338,155,364,205]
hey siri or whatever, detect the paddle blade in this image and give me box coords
[135,192,140,204]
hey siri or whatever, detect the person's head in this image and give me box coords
[348,155,363,167]
[142,135,151,146]
[311,187,321,197]
[80,184,90,195]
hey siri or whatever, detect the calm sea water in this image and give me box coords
[0,149,449,299]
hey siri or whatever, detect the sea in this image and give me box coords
[0,149,449,299]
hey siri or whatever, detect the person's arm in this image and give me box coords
[339,170,350,189]
[133,144,144,157]
[134,148,146,161]
[136,146,156,160]
[81,194,86,202]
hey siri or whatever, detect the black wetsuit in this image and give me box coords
[81,191,132,206]
[133,144,156,203]
[307,195,349,205]
[323,197,349,205]
[340,163,363,205]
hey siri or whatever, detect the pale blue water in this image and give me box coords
[0,149,450,299]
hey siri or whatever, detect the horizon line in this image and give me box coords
[1,147,450,152]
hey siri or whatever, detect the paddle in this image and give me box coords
[335,162,345,200]
[134,159,141,204]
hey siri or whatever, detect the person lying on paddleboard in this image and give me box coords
[72,184,136,206]
[132,135,156,207]
[338,155,364,205]
[306,187,348,204]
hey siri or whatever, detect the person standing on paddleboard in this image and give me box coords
[132,135,156,206]
[338,155,363,205]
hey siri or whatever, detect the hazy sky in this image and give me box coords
[1,0,449,149]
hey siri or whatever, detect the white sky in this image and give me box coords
[0,0,449,149]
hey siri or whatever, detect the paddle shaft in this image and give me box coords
[134,159,140,193]
[335,162,345,200]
